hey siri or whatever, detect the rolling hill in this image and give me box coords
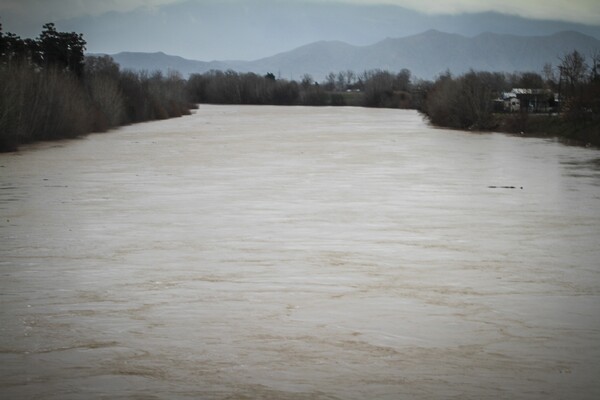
[104,30,600,81]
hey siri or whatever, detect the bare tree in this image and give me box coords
[301,74,313,89]
[590,51,600,82]
[559,50,588,91]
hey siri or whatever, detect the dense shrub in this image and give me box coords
[0,63,92,150]
[0,25,192,152]
[186,69,415,107]
[187,70,302,105]
[423,71,496,130]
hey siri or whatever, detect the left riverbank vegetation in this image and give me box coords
[0,23,193,152]
[2,23,598,151]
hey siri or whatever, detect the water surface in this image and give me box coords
[1,105,600,399]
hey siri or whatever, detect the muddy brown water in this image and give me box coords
[1,105,600,399]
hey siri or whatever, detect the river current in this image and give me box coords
[1,105,600,399]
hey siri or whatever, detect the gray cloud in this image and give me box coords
[334,0,600,24]
[3,0,600,27]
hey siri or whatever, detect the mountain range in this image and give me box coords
[104,30,600,81]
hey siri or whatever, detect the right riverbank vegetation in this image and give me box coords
[2,24,599,151]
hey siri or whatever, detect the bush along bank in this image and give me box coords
[420,54,600,148]
[495,113,600,148]
[0,24,193,152]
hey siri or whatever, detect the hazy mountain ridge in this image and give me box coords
[103,51,230,76]
[50,0,600,61]
[105,30,600,81]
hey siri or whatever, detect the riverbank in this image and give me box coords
[494,113,600,148]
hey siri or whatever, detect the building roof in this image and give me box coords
[510,88,551,95]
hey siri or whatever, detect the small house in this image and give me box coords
[502,93,520,112]
[508,88,555,113]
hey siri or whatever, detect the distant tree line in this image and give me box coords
[187,70,341,106]
[2,23,598,151]
[1,24,192,151]
[185,57,598,145]
[185,68,417,108]
[187,70,300,105]
[186,63,598,122]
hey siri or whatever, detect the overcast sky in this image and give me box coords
[3,0,600,25]
[2,0,600,60]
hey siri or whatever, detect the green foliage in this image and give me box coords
[36,23,86,77]
[0,23,86,77]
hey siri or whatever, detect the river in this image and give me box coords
[1,105,600,399]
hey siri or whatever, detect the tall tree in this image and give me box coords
[37,23,86,76]
[558,50,590,117]
[559,50,588,92]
